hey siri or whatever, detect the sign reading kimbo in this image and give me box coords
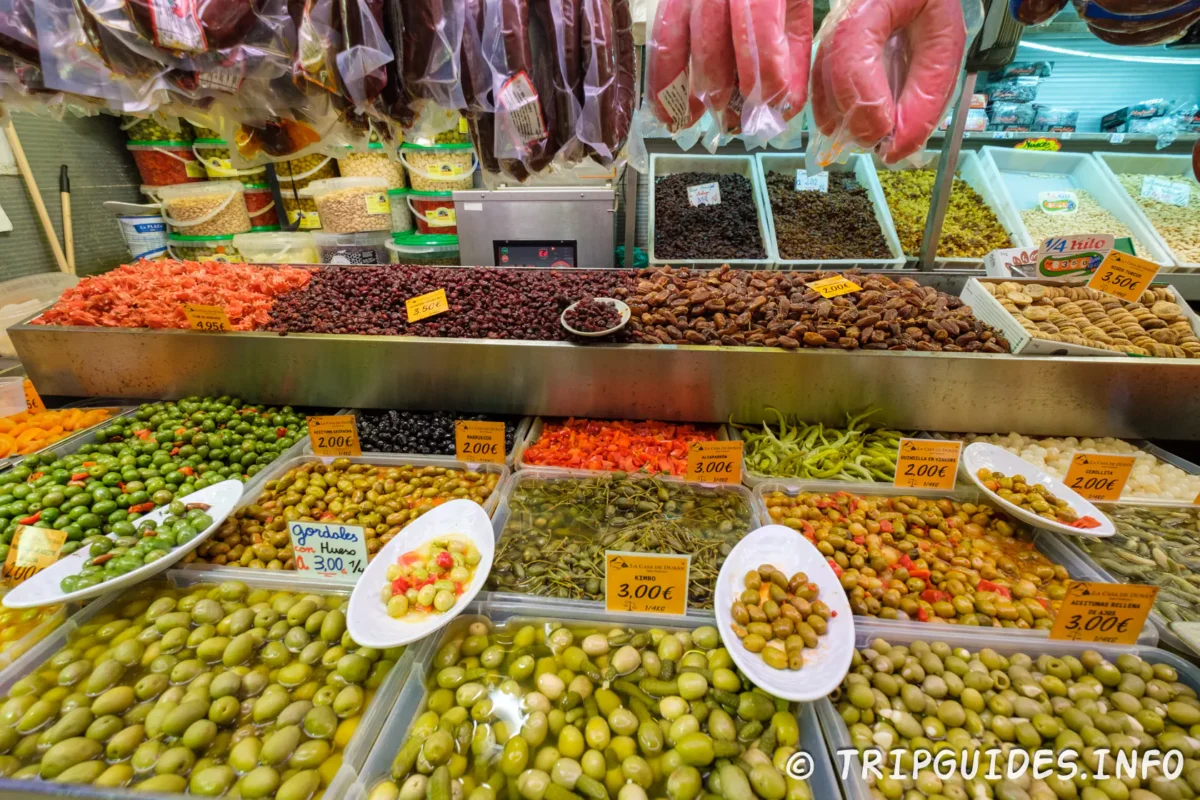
[287,521,369,583]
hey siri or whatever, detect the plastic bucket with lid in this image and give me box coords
[104,201,169,261]
[407,189,457,235]
[339,142,406,190]
[313,230,390,265]
[233,231,319,264]
[387,233,461,265]
[388,188,413,234]
[167,233,245,262]
[122,115,194,142]
[127,141,206,186]
[243,184,279,228]
[156,181,251,237]
[399,143,476,192]
[193,138,267,185]
[300,177,392,233]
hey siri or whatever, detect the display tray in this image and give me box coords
[515,417,728,477]
[753,479,1158,645]
[727,421,917,489]
[816,617,1199,800]
[0,406,137,473]
[1092,151,1199,271]
[339,598,844,800]
[0,568,418,800]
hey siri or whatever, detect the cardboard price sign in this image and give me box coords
[605,551,689,615]
[1050,582,1157,645]
[1087,251,1160,303]
[894,439,961,491]
[3,526,67,585]
[808,275,862,299]
[1064,453,1135,502]
[287,521,368,583]
[455,420,507,464]
[182,304,233,332]
[307,415,362,457]
[23,380,45,413]
[407,289,449,323]
[685,441,743,484]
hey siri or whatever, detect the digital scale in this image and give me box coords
[453,187,616,268]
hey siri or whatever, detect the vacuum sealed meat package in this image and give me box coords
[531,0,583,162]
[809,0,982,166]
[336,0,392,108]
[483,0,553,178]
[401,0,465,123]
[688,0,738,132]
[578,0,634,163]
[645,0,702,132]
[729,0,791,143]
[459,0,503,173]
[0,0,37,66]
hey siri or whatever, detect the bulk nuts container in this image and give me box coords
[388,187,413,234]
[387,232,461,265]
[243,183,279,228]
[233,231,319,264]
[277,154,338,230]
[408,189,457,235]
[301,176,392,233]
[121,115,194,142]
[166,233,245,262]
[126,141,206,186]
[399,142,476,192]
[193,138,267,185]
[157,180,252,237]
[338,142,406,190]
[313,230,391,264]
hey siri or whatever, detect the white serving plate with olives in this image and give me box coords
[347,498,494,648]
[963,443,1115,538]
[715,524,855,702]
[3,479,244,608]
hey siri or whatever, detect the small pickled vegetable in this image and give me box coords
[0,408,115,459]
[730,566,831,670]
[975,468,1079,524]
[383,535,481,619]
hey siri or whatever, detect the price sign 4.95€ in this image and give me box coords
[308,415,362,457]
[685,440,743,484]
[455,420,506,464]
[894,438,961,491]
[1050,582,1157,645]
[605,551,689,616]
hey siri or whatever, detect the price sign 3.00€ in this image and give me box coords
[605,551,690,616]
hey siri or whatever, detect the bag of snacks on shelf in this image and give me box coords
[233,231,319,264]
[166,233,245,263]
[193,139,267,185]
[121,115,194,142]
[338,142,406,189]
[313,230,391,264]
[243,184,279,228]
[126,141,207,186]
[157,181,252,237]
[387,232,460,264]
[399,142,476,191]
[301,176,392,233]
[408,189,457,234]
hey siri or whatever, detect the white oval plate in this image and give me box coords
[347,499,494,648]
[561,298,631,337]
[963,442,1114,538]
[714,524,855,702]
[3,480,245,609]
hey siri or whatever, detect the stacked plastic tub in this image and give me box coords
[277,154,339,230]
[392,142,476,264]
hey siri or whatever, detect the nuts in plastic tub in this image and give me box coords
[166,232,245,262]
[387,233,460,265]
[126,141,206,186]
[233,231,319,264]
[314,230,391,264]
[193,138,267,185]
[276,154,338,188]
[399,142,476,192]
[301,176,392,233]
[408,189,457,235]
[338,142,406,190]
[243,183,279,228]
[157,180,252,237]
[121,115,194,142]
[388,188,413,234]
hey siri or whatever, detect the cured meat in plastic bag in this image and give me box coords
[531,0,582,162]
[645,0,702,132]
[578,0,634,163]
[401,0,465,116]
[728,0,791,144]
[689,0,737,134]
[459,0,502,173]
[0,0,37,65]
[483,0,552,178]
[336,0,392,108]
[1008,0,1068,24]
[809,0,982,166]
[1073,0,1200,43]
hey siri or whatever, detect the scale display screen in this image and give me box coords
[495,240,577,268]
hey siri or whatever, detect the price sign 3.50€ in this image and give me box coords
[605,551,689,616]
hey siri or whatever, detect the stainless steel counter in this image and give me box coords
[12,322,1200,439]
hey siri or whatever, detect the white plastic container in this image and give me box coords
[339,142,406,190]
[104,200,170,261]
[399,142,477,192]
[981,146,1172,265]
[386,233,460,265]
[755,151,905,269]
[0,274,79,357]
[156,180,251,237]
[388,187,413,234]
[232,231,319,264]
[313,230,391,264]
[1093,151,1200,271]
[301,176,392,233]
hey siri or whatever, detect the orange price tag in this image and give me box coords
[23,380,45,413]
[1064,453,1135,502]
[3,525,67,585]
[605,551,689,616]
[1086,251,1159,302]
[894,438,961,491]
[1049,582,1157,645]
[808,275,862,299]
[182,304,233,332]
[455,420,506,465]
[685,440,743,484]
[407,289,449,323]
[307,415,361,457]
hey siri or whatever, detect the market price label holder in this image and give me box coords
[1049,582,1157,645]
[894,438,960,491]
[1064,453,1135,502]
[287,521,368,584]
[22,380,44,413]
[2,526,67,585]
[308,415,362,457]
[1087,251,1160,303]
[809,275,862,299]
[1035,235,1114,278]
[182,304,233,332]
[455,420,506,464]
[605,551,689,616]
[407,289,449,323]
[686,440,743,484]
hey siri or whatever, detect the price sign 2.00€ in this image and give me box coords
[894,438,961,491]
[307,415,362,457]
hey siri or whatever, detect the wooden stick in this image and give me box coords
[60,166,75,274]
[2,118,70,273]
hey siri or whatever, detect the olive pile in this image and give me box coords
[765,171,891,261]
[368,619,814,800]
[730,567,831,671]
[762,491,1071,627]
[488,474,755,608]
[654,173,766,261]
[976,468,1078,523]
[0,579,402,797]
[836,638,1200,800]
[356,411,519,458]
[190,459,501,569]
[0,397,307,562]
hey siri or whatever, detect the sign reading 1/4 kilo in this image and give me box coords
[605,551,689,616]
[307,415,362,457]
[287,521,368,583]
[685,440,743,484]
[455,420,506,464]
[894,438,961,491]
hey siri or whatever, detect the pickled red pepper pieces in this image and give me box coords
[522,418,719,474]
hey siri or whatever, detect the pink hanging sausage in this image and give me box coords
[782,0,812,120]
[647,0,703,130]
[809,41,838,137]
[729,0,791,122]
[689,0,737,116]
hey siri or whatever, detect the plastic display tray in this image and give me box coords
[726,423,919,490]
[1092,151,1199,271]
[0,568,418,800]
[338,598,844,800]
[816,616,1198,800]
[648,152,775,268]
[0,406,137,473]
[515,417,728,477]
[754,151,906,269]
